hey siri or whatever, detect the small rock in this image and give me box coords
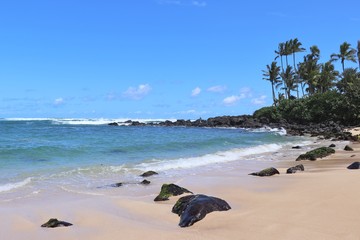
[286,164,305,174]
[344,145,354,151]
[154,183,193,201]
[347,162,360,169]
[41,218,73,228]
[351,155,356,157]
[140,179,151,185]
[110,182,123,187]
[329,144,336,148]
[172,194,231,227]
[249,167,280,177]
[292,146,302,149]
[140,171,158,177]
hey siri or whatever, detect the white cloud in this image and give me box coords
[123,84,152,100]
[157,0,207,7]
[192,1,207,7]
[239,87,252,98]
[251,95,267,105]
[54,97,64,106]
[191,87,201,97]
[223,95,241,106]
[207,85,227,93]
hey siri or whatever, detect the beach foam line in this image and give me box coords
[0,177,32,193]
[135,143,288,172]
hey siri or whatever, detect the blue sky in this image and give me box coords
[0,0,359,119]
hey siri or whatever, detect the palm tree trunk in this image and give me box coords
[271,83,276,106]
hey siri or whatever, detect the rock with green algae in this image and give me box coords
[286,164,305,174]
[249,167,280,177]
[154,183,193,201]
[172,194,231,227]
[296,147,335,161]
[41,218,73,228]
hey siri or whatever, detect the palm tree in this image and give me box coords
[275,43,285,72]
[290,38,305,98]
[290,38,306,71]
[298,45,321,96]
[281,66,296,99]
[317,61,339,93]
[337,68,360,93]
[330,42,357,71]
[263,62,281,106]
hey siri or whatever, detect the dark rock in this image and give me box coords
[41,218,73,228]
[292,146,302,149]
[172,194,231,227]
[110,182,123,187]
[347,162,360,169]
[296,147,335,161]
[154,183,193,201]
[140,171,158,177]
[249,167,280,177]
[344,145,354,151]
[286,164,305,174]
[351,155,356,157]
[329,144,336,148]
[108,122,119,126]
[141,179,151,185]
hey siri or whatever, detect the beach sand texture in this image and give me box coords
[1,141,360,240]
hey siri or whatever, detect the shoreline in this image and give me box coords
[1,137,360,239]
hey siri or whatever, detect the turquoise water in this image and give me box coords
[0,118,309,199]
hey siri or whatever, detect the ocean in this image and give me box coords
[0,118,313,201]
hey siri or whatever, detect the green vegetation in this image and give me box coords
[259,39,360,125]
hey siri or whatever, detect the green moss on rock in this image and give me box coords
[296,147,335,161]
[154,183,193,201]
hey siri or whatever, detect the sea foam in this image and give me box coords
[0,178,32,193]
[135,143,286,172]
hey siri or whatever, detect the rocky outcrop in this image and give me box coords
[172,194,231,227]
[154,183,192,201]
[41,218,73,228]
[296,147,335,161]
[286,164,304,174]
[249,167,280,177]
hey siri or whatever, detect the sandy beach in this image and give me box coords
[1,139,360,240]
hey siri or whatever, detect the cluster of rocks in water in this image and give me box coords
[108,115,358,140]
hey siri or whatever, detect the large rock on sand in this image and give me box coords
[347,162,360,169]
[286,164,305,174]
[296,147,335,161]
[172,194,231,227]
[140,171,158,177]
[41,218,73,228]
[249,167,280,177]
[154,183,193,201]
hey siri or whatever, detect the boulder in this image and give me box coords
[154,183,192,201]
[249,167,280,177]
[172,194,231,227]
[292,146,302,149]
[347,162,360,169]
[41,218,73,228]
[344,145,354,151]
[329,144,336,148]
[140,171,158,177]
[141,179,151,185]
[296,147,335,161]
[286,164,304,174]
[108,122,119,126]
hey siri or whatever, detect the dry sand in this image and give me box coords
[1,140,360,240]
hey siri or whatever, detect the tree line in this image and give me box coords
[257,39,360,125]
